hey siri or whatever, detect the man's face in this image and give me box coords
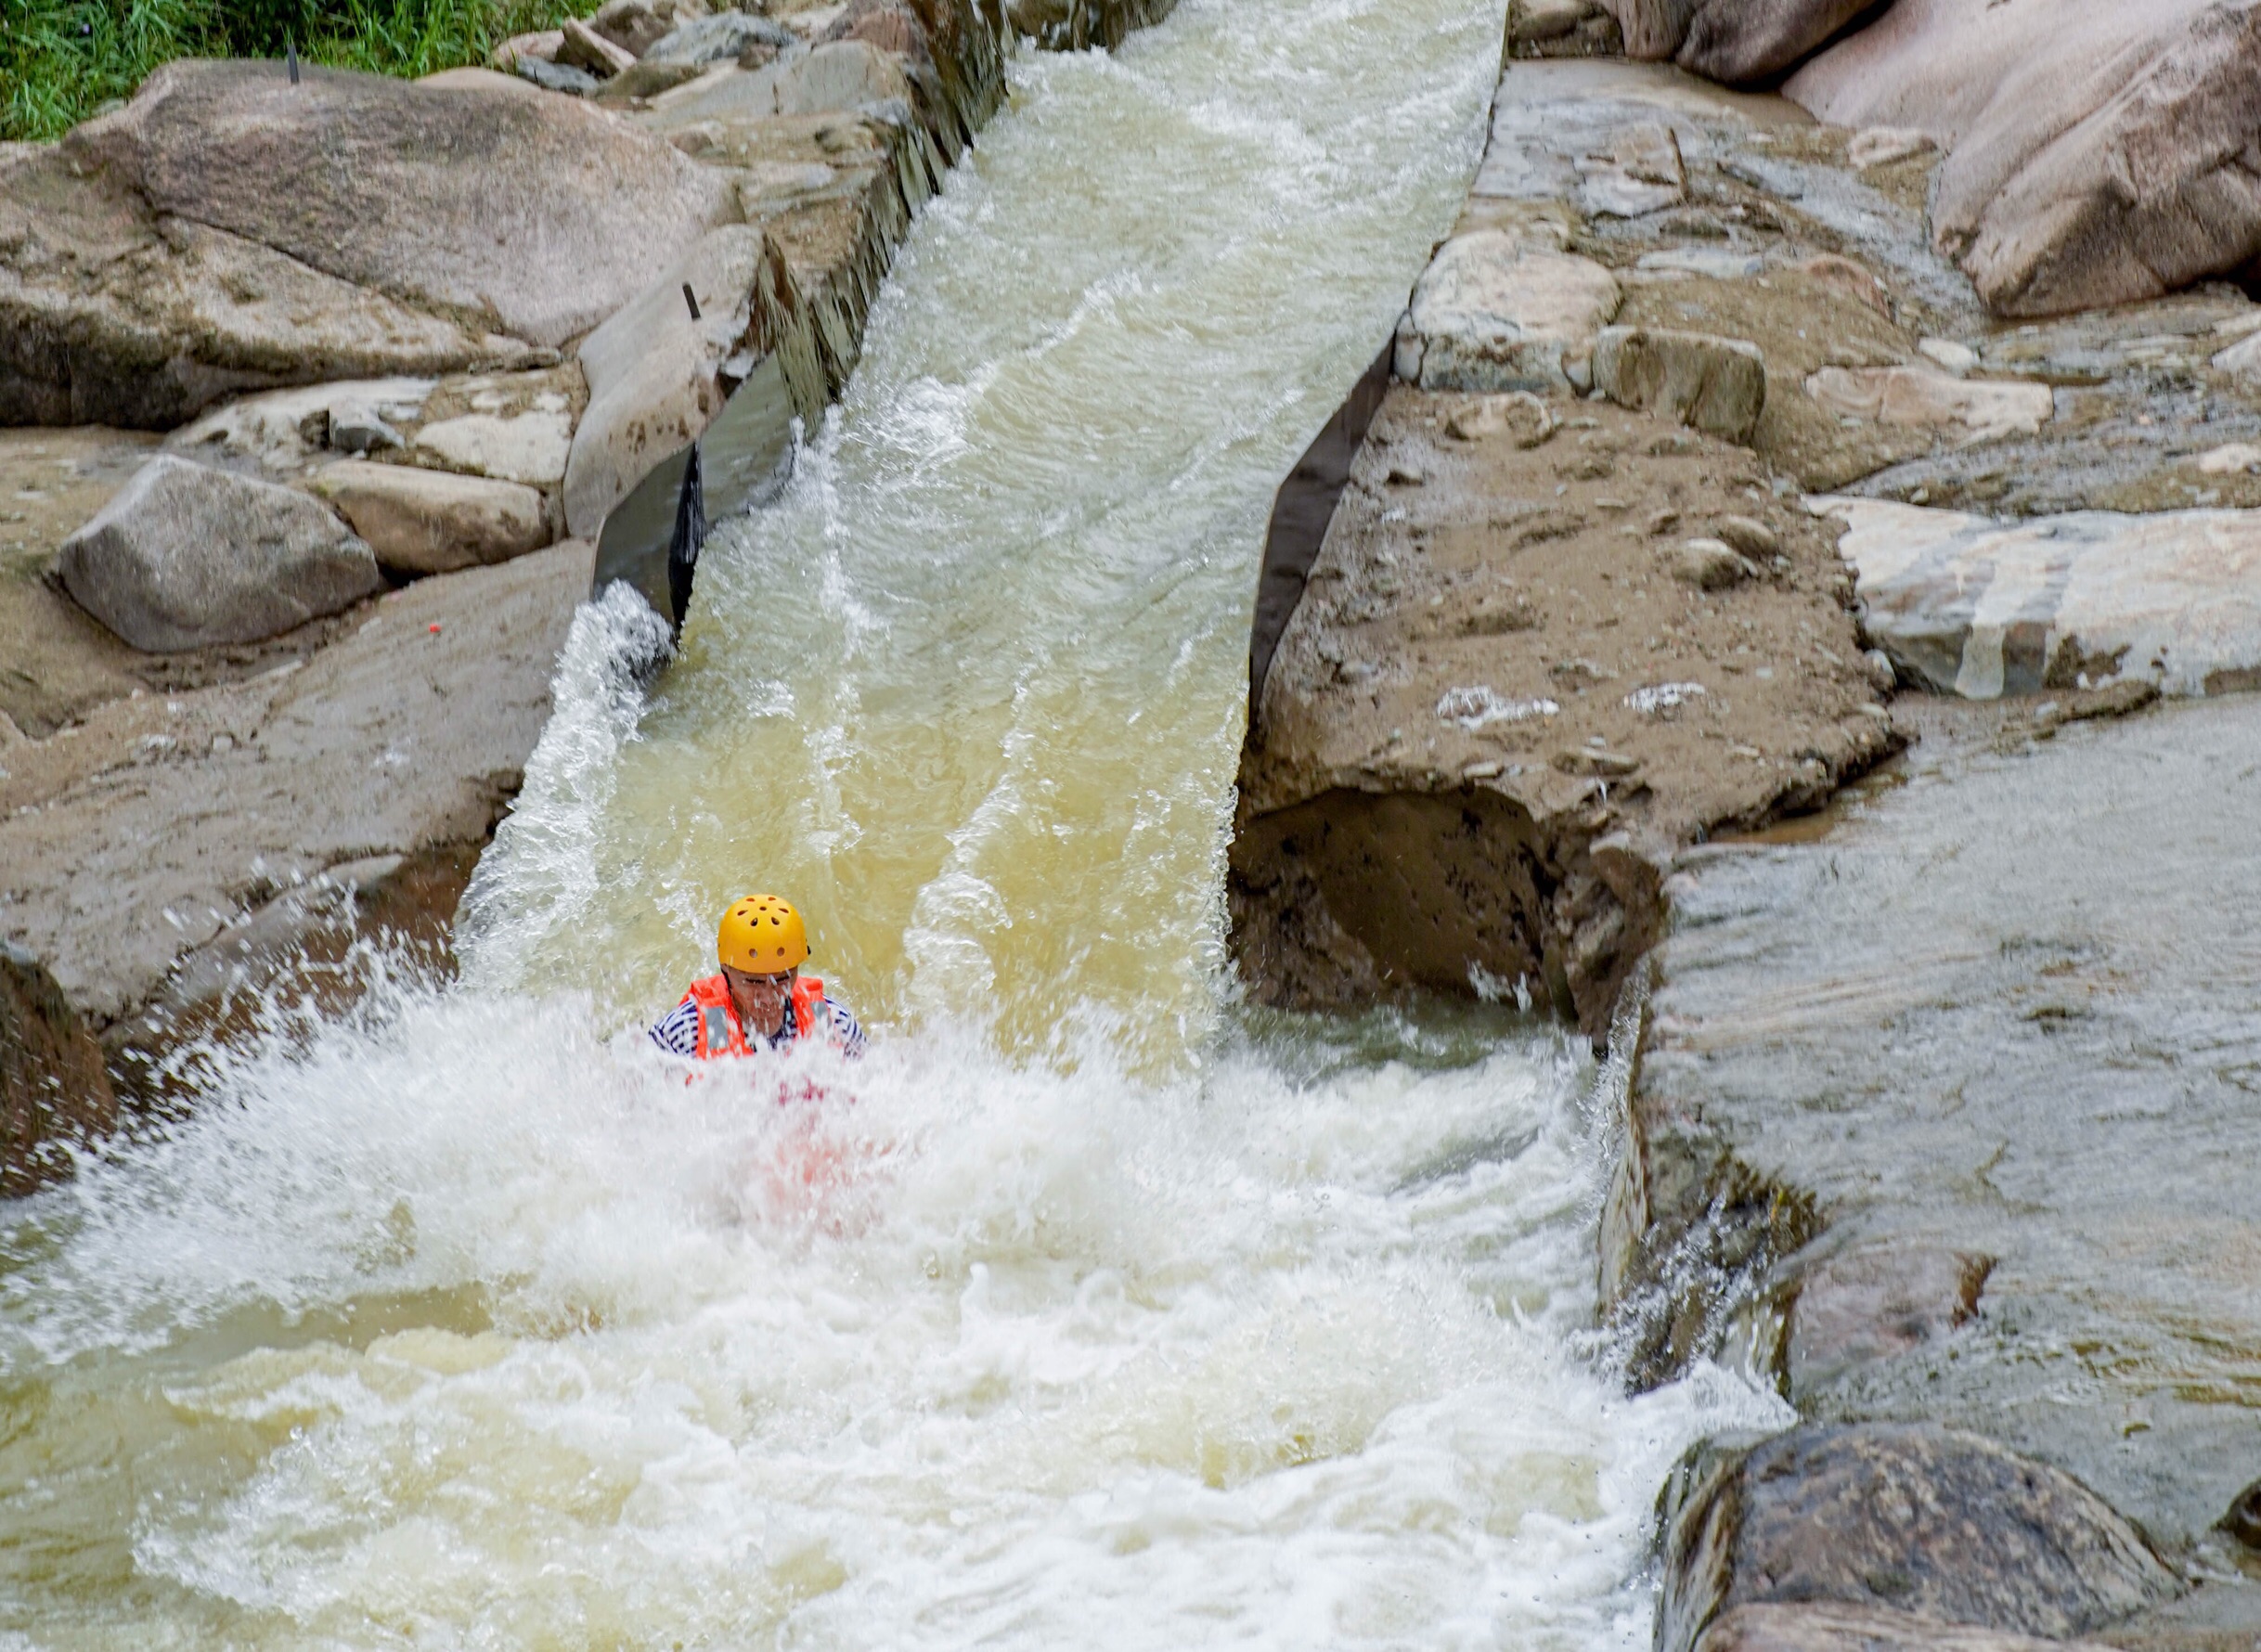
[724,964,795,1019]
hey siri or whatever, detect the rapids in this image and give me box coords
[0,0,1790,1643]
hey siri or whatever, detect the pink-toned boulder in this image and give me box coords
[1599,0,1875,84]
[1787,0,2261,317]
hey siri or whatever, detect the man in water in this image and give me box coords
[649,894,865,1059]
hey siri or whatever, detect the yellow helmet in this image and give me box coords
[717,894,809,974]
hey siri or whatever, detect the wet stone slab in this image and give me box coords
[1630,694,2261,1545]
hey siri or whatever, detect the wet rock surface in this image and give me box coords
[1659,1425,2180,1652]
[1620,696,2261,1543]
[0,940,116,1195]
[1701,1602,2126,1652]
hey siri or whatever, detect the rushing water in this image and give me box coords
[0,1,1791,1644]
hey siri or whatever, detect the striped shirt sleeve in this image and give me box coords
[648,995,702,1057]
[824,997,867,1058]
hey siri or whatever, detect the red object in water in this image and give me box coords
[428,623,443,634]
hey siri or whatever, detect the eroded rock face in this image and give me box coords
[1232,390,1891,1036]
[0,941,117,1196]
[59,59,738,348]
[1660,1426,2180,1652]
[1787,0,2261,317]
[59,455,381,652]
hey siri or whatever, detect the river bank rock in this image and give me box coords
[1823,497,2261,700]
[58,456,382,652]
[1616,692,2261,1543]
[1660,1425,2180,1652]
[564,226,795,538]
[1699,1602,2125,1652]
[1600,0,1874,84]
[1231,387,1892,1038]
[309,461,550,574]
[0,145,541,431]
[0,540,594,1045]
[1393,234,1622,394]
[0,942,117,1196]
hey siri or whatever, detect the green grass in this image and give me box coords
[1,0,586,140]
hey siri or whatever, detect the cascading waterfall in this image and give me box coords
[0,0,1790,1643]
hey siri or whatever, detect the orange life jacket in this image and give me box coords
[682,973,828,1059]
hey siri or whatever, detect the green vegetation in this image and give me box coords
[1,0,584,140]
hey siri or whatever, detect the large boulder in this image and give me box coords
[58,455,382,652]
[60,59,739,348]
[1659,1425,2179,1652]
[308,460,550,574]
[1599,0,1875,83]
[1,940,116,1196]
[1787,0,2261,316]
[0,147,538,431]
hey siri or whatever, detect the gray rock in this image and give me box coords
[645,10,799,65]
[1,940,116,1196]
[308,460,551,574]
[558,17,636,77]
[1659,1425,2180,1652]
[164,378,434,473]
[1820,496,2261,700]
[329,407,406,455]
[1592,327,1766,443]
[647,40,915,123]
[0,145,540,431]
[59,456,382,652]
[59,58,736,348]
[588,0,709,57]
[1393,233,1621,394]
[516,55,600,94]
